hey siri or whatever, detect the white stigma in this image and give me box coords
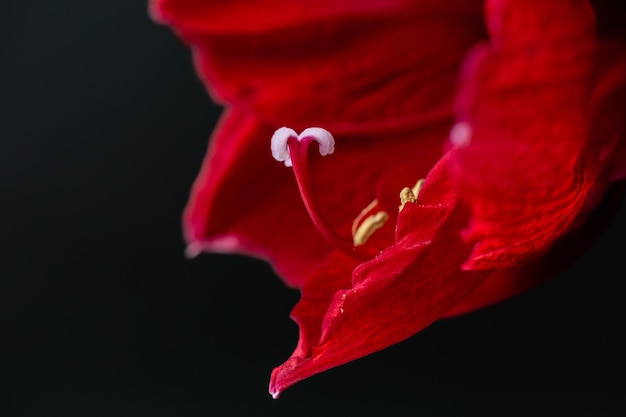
[271,126,335,167]
[271,127,298,167]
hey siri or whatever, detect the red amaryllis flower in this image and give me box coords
[150,0,626,398]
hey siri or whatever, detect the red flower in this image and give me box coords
[150,0,626,397]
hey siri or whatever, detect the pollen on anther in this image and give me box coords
[351,199,379,237]
[399,187,416,211]
[353,211,389,246]
[399,179,425,211]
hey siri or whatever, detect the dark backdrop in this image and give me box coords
[2,2,625,416]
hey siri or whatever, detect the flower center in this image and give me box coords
[271,127,379,261]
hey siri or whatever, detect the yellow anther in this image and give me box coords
[399,179,425,211]
[352,211,389,246]
[412,179,425,197]
[351,199,379,237]
[400,187,416,206]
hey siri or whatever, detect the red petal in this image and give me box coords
[150,0,485,134]
[451,0,601,270]
[270,209,489,397]
[269,152,490,397]
[289,251,359,359]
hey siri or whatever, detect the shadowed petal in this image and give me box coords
[444,181,626,317]
[588,40,626,181]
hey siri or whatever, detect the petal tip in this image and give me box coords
[269,389,280,400]
[268,372,282,399]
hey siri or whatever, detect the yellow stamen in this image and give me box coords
[399,179,425,211]
[351,199,379,237]
[353,211,389,246]
[399,187,416,209]
[412,179,425,197]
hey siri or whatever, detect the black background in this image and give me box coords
[2,2,625,416]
